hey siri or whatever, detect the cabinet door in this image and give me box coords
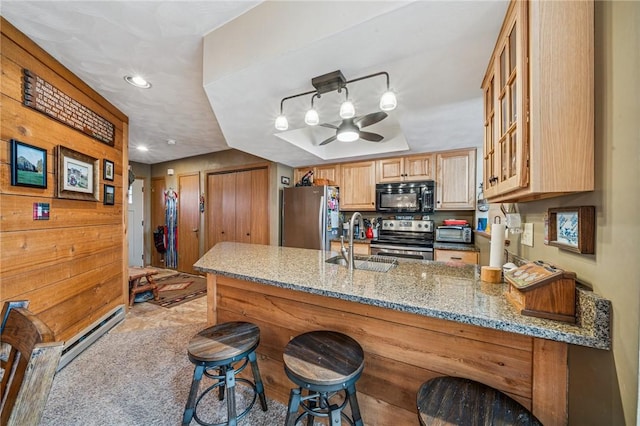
[436,149,476,210]
[315,164,341,187]
[376,158,404,183]
[207,172,237,247]
[434,249,478,265]
[340,161,376,211]
[404,154,434,181]
[484,1,528,197]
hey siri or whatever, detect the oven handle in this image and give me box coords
[370,243,433,253]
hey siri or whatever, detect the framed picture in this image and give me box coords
[548,206,595,254]
[56,145,99,201]
[103,159,114,181]
[103,184,115,205]
[10,139,47,188]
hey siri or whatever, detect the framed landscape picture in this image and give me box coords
[103,184,115,205]
[103,159,114,181]
[10,139,47,188]
[56,145,99,201]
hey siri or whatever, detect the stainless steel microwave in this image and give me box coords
[375,181,435,213]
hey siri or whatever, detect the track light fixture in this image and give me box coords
[275,70,397,140]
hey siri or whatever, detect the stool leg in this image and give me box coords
[182,364,204,426]
[224,367,237,426]
[285,388,302,426]
[248,350,268,411]
[217,366,226,401]
[346,383,363,426]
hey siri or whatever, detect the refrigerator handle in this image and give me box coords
[319,195,326,250]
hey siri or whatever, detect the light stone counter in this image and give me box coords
[194,242,610,350]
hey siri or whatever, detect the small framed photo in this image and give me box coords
[103,159,114,181]
[548,206,595,254]
[10,139,47,188]
[103,184,115,205]
[56,145,99,201]
[281,176,291,185]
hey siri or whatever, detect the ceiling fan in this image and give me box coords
[318,111,388,146]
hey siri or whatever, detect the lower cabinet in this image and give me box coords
[434,249,478,265]
[330,240,371,255]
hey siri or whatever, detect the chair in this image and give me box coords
[416,376,542,426]
[283,330,364,426]
[182,321,268,426]
[1,301,63,426]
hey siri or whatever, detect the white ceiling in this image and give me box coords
[1,1,508,167]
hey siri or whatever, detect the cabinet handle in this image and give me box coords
[221,231,225,234]
[246,233,250,236]
[451,256,462,260]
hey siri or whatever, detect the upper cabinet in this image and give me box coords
[436,149,476,210]
[482,0,594,202]
[376,154,434,183]
[340,161,376,211]
[293,164,341,187]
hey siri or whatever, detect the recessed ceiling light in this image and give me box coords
[167,139,176,145]
[124,75,151,89]
[136,145,149,152]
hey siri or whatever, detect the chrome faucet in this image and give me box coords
[340,212,363,271]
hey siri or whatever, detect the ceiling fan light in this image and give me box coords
[305,108,319,126]
[275,114,288,131]
[337,130,359,142]
[339,100,355,119]
[379,90,397,111]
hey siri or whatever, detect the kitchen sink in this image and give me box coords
[325,255,398,272]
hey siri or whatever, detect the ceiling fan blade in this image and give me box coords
[359,131,384,142]
[319,135,337,146]
[319,123,338,130]
[355,111,388,129]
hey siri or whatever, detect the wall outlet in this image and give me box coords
[522,223,534,247]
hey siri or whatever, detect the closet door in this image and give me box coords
[235,170,252,244]
[250,168,269,244]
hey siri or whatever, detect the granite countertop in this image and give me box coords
[194,242,611,350]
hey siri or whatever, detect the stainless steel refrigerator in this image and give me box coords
[282,185,340,250]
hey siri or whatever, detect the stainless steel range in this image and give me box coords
[370,219,434,261]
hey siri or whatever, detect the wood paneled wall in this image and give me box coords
[0,18,128,342]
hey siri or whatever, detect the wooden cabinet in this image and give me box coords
[436,149,476,210]
[340,161,377,211]
[434,249,478,265]
[376,154,434,183]
[207,168,269,249]
[293,164,340,187]
[482,0,594,202]
[330,240,370,255]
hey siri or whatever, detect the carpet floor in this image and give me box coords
[39,301,288,425]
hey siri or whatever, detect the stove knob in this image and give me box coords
[389,223,394,227]
[418,224,422,228]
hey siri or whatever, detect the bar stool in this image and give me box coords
[283,330,364,426]
[416,376,542,425]
[182,322,268,426]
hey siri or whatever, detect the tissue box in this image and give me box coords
[504,261,576,323]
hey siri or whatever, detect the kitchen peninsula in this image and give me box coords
[194,242,610,426]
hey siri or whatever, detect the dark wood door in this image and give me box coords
[150,177,166,268]
[178,172,200,274]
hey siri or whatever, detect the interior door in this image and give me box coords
[178,172,200,274]
[127,178,144,267]
[235,170,252,244]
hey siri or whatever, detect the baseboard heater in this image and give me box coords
[57,304,126,371]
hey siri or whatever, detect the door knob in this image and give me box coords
[192,228,198,232]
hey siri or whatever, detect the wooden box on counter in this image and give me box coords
[504,261,576,323]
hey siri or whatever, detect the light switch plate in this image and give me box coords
[522,223,534,246]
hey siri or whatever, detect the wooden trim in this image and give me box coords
[203,161,271,176]
[532,338,568,426]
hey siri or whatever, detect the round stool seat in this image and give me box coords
[417,376,542,426]
[284,330,364,387]
[182,322,267,426]
[188,321,259,364]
